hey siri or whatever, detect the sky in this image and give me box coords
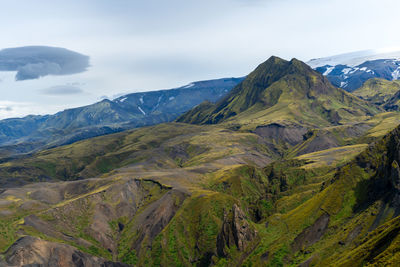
[0,0,400,119]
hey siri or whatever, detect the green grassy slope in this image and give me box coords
[0,122,277,188]
[2,118,400,266]
[353,78,400,105]
[177,57,379,130]
[239,124,400,266]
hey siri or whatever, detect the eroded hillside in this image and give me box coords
[2,57,400,266]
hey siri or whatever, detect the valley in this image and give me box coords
[2,56,400,266]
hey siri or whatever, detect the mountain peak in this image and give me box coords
[290,57,310,67]
[265,55,286,63]
[177,57,378,127]
[251,57,314,81]
[250,56,288,76]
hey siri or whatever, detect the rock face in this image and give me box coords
[362,127,400,211]
[0,177,177,264]
[130,189,188,255]
[2,236,130,267]
[292,213,330,252]
[391,160,400,208]
[254,123,308,147]
[217,204,257,257]
[21,179,147,257]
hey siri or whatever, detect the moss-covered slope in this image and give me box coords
[353,78,400,105]
[242,123,400,266]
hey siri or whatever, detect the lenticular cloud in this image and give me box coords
[0,46,90,80]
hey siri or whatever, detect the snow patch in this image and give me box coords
[138,106,146,115]
[153,96,162,110]
[349,67,359,74]
[139,96,144,104]
[169,96,175,101]
[359,67,367,71]
[119,97,127,102]
[340,81,348,88]
[392,67,400,80]
[323,66,334,76]
[184,83,195,88]
[342,68,352,75]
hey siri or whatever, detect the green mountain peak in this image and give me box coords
[177,57,378,128]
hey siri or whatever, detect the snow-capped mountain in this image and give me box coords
[0,77,243,155]
[308,49,400,91]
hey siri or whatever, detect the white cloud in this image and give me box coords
[0,101,42,119]
[0,100,78,119]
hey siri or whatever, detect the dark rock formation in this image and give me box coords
[292,213,330,252]
[390,160,400,207]
[130,189,189,255]
[217,204,258,257]
[254,123,308,146]
[298,255,316,267]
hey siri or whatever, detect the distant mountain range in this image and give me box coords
[0,77,243,156]
[308,49,400,91]
[3,49,400,157]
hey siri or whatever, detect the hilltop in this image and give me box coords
[178,56,377,128]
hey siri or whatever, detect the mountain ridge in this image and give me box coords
[308,50,400,91]
[177,56,378,128]
[0,77,243,156]
[307,49,400,68]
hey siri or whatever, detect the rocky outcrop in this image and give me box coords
[353,127,400,213]
[292,213,330,252]
[295,130,341,156]
[2,236,130,267]
[130,189,189,255]
[254,123,308,147]
[216,204,258,257]
[391,160,400,207]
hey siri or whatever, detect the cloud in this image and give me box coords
[41,85,84,95]
[0,106,12,112]
[0,100,74,119]
[0,101,35,119]
[0,46,90,80]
